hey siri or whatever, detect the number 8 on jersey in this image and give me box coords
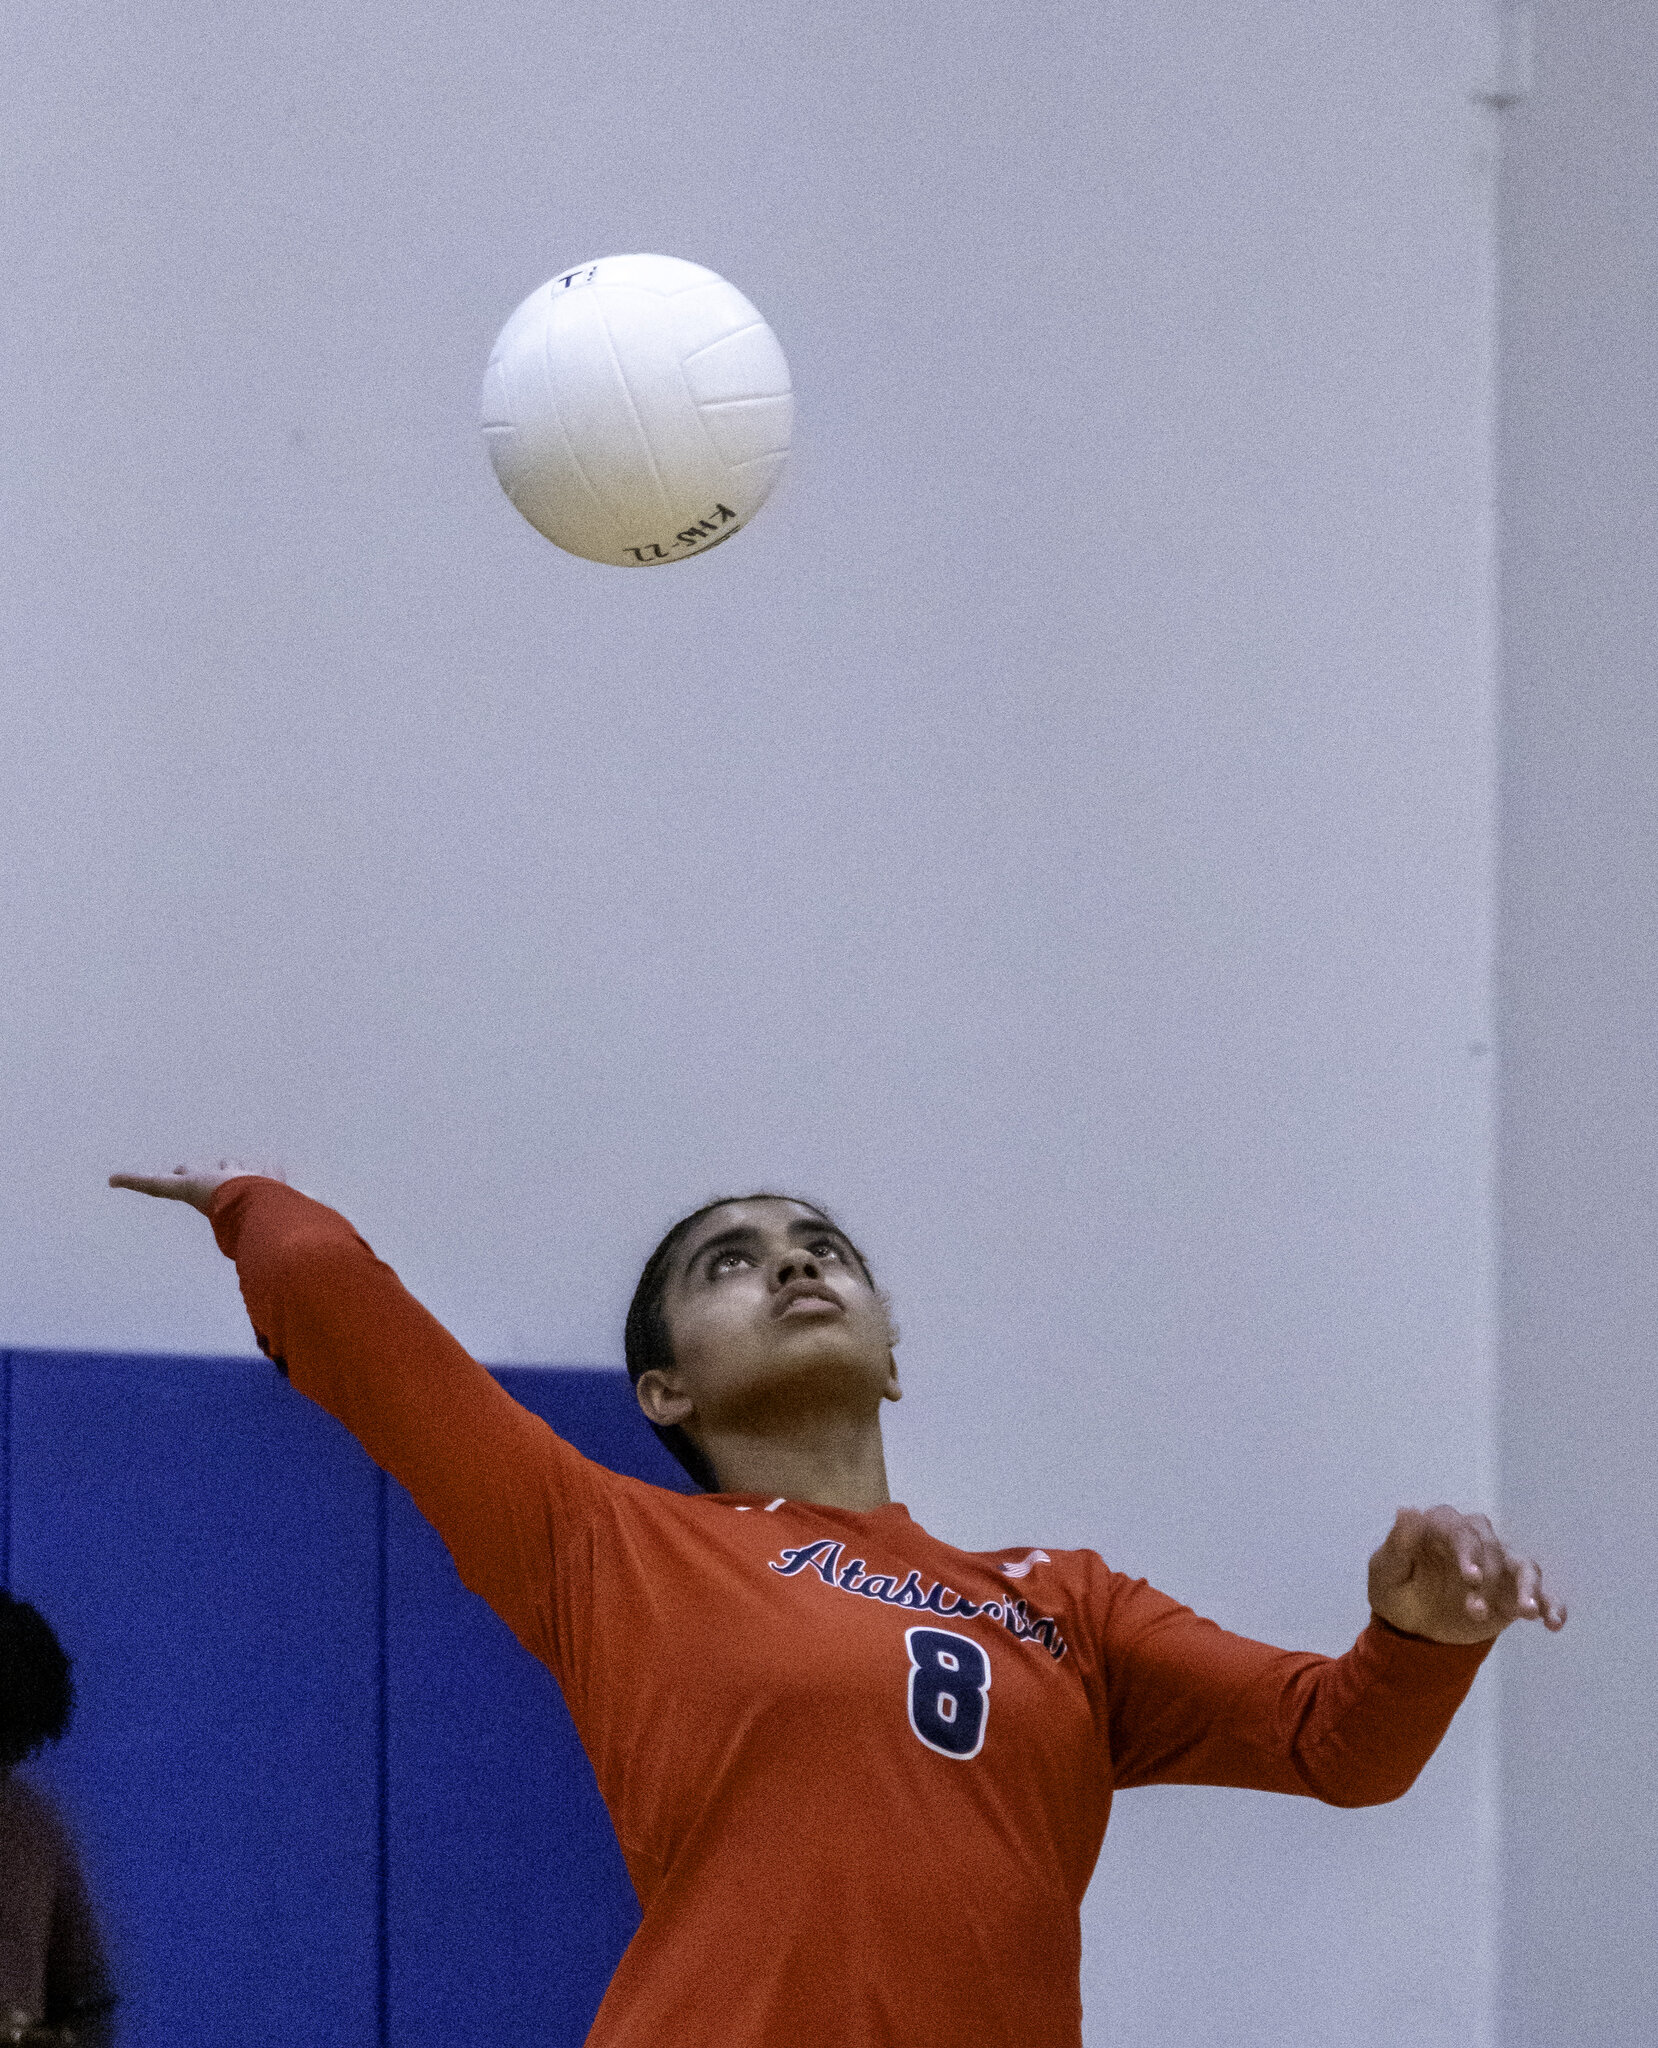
[905,1627,991,1759]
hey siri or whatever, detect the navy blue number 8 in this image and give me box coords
[905,1627,991,1759]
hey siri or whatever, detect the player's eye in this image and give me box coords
[808,1238,844,1262]
[709,1248,754,1276]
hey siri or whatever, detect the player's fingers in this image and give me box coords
[1528,1564,1568,1631]
[1509,1556,1543,1620]
[1371,1508,1424,1588]
[1470,1529,1516,1620]
[108,1171,197,1200]
[1416,1504,1482,1585]
[1475,1529,1511,1590]
[1414,1507,1498,1619]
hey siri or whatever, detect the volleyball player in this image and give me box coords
[110,1163,1563,2048]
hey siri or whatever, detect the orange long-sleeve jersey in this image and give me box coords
[210,1179,1490,2048]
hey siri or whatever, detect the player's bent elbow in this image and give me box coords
[1308,1764,1426,1810]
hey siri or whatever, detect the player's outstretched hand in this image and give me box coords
[108,1160,278,1216]
[1368,1505,1566,1644]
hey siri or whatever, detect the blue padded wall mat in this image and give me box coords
[1,1352,691,2048]
[8,1351,382,2048]
[1,1351,12,1586]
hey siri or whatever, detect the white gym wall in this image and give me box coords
[7,4,1628,2042]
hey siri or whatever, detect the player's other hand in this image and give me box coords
[1368,1505,1566,1644]
[108,1160,278,1215]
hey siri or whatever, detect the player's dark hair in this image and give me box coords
[0,1591,74,1776]
[625,1194,876,1492]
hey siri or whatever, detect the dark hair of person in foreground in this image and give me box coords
[0,1594,73,1779]
[0,1593,116,2048]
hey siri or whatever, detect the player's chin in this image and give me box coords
[769,1322,884,1380]
[718,1344,888,1424]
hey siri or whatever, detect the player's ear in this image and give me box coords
[880,1291,901,1398]
[881,1322,901,1405]
[635,1368,694,1429]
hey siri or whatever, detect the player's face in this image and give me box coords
[641,1198,900,1442]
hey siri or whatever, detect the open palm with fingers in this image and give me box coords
[108,1160,277,1215]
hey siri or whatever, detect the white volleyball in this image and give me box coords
[480,253,793,567]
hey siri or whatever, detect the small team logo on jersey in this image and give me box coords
[999,1549,1051,1580]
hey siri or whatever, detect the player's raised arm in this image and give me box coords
[108,1162,602,1676]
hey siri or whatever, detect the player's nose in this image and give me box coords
[772,1250,822,1288]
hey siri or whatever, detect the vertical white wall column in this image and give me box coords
[1498,6,1658,2041]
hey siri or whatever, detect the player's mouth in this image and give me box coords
[774,1283,843,1319]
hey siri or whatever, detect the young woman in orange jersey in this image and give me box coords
[111,1163,1564,2048]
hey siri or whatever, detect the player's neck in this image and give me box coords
[704,1413,893,1512]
